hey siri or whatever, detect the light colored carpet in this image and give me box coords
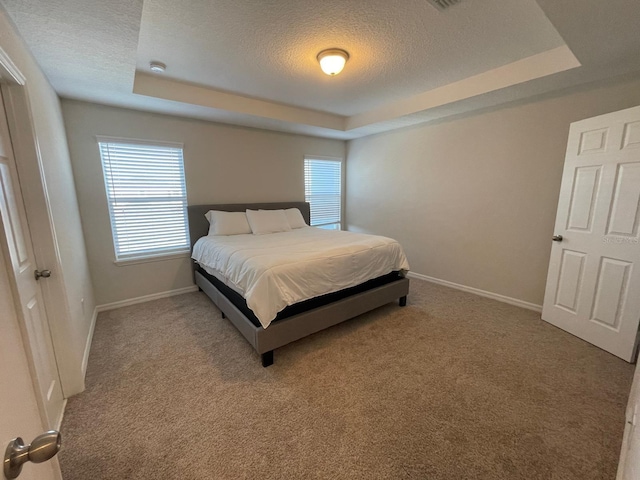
[60,279,634,479]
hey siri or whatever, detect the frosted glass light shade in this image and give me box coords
[317,49,349,76]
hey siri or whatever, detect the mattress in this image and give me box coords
[192,227,410,328]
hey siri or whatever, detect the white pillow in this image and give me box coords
[246,209,292,235]
[205,211,252,236]
[284,208,308,229]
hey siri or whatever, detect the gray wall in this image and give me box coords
[346,77,640,306]
[0,7,95,395]
[62,100,346,305]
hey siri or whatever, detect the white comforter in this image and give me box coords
[192,227,410,328]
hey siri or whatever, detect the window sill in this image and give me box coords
[114,251,191,267]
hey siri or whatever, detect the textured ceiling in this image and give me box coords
[1,0,640,139]
[1,0,143,98]
[136,0,564,116]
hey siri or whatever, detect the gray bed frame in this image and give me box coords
[188,202,410,367]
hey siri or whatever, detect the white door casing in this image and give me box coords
[0,89,65,428]
[542,105,640,362]
[617,364,640,480]
[1,82,86,397]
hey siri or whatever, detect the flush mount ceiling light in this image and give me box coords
[149,61,166,73]
[317,49,349,76]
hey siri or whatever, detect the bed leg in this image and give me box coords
[261,351,274,367]
[221,311,226,319]
[399,296,407,307]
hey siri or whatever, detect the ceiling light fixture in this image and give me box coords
[149,61,166,73]
[317,49,349,76]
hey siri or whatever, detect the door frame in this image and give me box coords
[0,53,62,480]
[0,47,82,400]
[0,46,73,430]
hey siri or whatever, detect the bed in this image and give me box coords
[188,202,410,366]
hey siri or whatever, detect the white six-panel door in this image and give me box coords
[542,105,640,362]
[0,90,65,427]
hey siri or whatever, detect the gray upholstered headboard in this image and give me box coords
[187,202,311,251]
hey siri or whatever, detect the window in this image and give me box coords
[97,137,190,261]
[304,157,343,230]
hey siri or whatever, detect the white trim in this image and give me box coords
[114,251,190,266]
[303,154,343,163]
[0,46,26,85]
[96,285,199,312]
[53,399,67,431]
[2,84,85,396]
[81,307,98,378]
[95,135,183,149]
[407,271,543,313]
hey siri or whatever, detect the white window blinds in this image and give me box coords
[98,138,190,260]
[304,157,342,230]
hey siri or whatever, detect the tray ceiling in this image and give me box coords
[2,0,640,139]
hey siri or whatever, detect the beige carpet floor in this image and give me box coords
[60,279,634,479]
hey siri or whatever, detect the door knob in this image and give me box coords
[3,431,61,479]
[34,269,51,281]
[552,235,563,242]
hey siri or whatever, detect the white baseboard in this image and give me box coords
[407,272,543,313]
[96,285,199,313]
[81,306,98,378]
